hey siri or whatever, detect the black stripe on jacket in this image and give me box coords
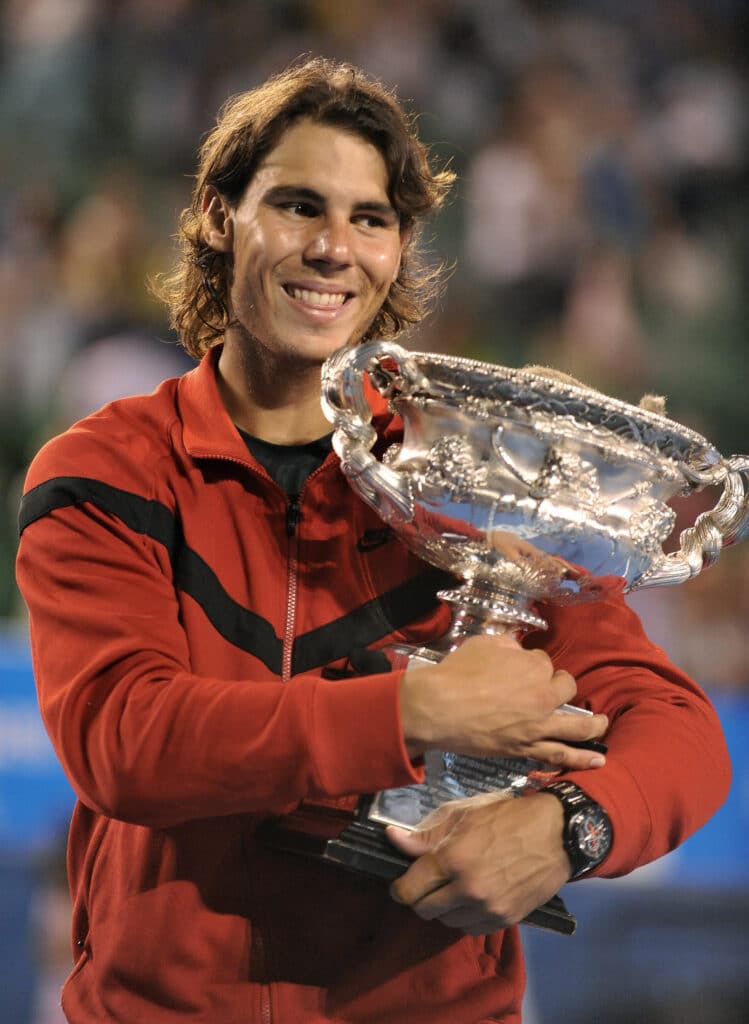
[19,476,451,675]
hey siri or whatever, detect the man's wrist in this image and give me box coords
[398,661,438,760]
[543,780,613,880]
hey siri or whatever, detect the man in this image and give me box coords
[16,58,730,1023]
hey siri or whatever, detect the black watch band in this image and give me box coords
[544,780,613,880]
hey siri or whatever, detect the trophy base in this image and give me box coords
[258,805,577,936]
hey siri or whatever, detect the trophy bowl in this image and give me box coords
[260,340,749,935]
[322,340,749,642]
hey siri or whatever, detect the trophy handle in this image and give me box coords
[636,455,749,589]
[322,341,422,524]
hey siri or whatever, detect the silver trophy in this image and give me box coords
[261,340,749,933]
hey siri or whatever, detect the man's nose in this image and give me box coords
[304,216,353,267]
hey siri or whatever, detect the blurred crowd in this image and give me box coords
[1,0,748,690]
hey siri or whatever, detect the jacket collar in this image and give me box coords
[178,343,400,463]
[179,346,254,463]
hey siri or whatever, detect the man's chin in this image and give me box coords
[226,318,375,367]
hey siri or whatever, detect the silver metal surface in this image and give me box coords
[323,340,749,634]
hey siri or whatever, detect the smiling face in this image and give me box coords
[203,118,407,368]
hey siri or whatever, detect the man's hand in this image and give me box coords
[399,634,608,770]
[387,792,571,935]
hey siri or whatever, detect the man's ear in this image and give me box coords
[202,185,234,253]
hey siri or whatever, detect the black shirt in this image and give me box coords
[238,428,333,498]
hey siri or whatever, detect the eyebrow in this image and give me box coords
[263,185,399,221]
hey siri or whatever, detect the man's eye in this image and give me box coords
[354,213,387,229]
[282,201,318,217]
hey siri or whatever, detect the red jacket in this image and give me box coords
[16,348,731,1024]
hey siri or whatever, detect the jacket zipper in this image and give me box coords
[279,454,333,681]
[253,926,272,1024]
[282,495,301,681]
[262,490,305,1020]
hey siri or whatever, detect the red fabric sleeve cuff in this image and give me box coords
[310,669,424,796]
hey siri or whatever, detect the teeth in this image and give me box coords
[288,287,347,307]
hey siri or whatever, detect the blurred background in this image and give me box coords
[0,1,747,1021]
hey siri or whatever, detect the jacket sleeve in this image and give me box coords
[16,445,421,830]
[531,596,732,878]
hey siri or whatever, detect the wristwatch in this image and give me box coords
[544,780,613,880]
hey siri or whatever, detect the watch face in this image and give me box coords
[573,808,612,864]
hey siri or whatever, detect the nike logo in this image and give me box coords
[356,527,394,552]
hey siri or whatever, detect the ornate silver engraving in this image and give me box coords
[529,449,600,507]
[423,436,488,500]
[629,502,677,552]
[321,340,749,631]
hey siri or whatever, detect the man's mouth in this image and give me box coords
[283,284,350,307]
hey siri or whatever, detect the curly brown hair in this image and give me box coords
[152,57,456,359]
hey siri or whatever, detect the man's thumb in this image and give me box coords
[386,824,437,856]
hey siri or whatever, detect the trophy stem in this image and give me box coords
[384,584,547,668]
[438,582,548,649]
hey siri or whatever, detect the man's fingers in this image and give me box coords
[393,876,515,933]
[549,669,578,706]
[385,824,430,856]
[531,739,607,769]
[398,876,463,919]
[389,850,452,906]
[386,820,446,859]
[548,709,609,741]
